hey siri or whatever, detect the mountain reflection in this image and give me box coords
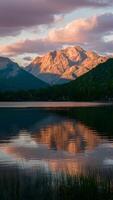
[0,107,113,174]
[33,120,102,154]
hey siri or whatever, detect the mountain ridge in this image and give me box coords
[26,46,108,85]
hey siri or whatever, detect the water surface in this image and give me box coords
[0,103,113,176]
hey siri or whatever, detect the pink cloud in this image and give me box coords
[0,13,113,56]
[0,39,61,56]
[0,0,112,36]
[48,17,97,43]
[48,13,113,44]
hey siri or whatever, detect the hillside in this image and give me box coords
[33,58,113,101]
[0,57,48,91]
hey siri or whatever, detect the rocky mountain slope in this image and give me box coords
[0,57,48,91]
[26,46,108,85]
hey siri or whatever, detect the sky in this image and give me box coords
[0,0,113,66]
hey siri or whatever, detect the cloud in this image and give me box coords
[0,39,61,56]
[0,0,112,36]
[48,13,113,44]
[0,12,113,56]
[23,56,33,61]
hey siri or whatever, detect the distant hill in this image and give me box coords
[26,46,107,85]
[0,57,49,91]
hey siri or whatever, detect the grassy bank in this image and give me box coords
[0,168,113,200]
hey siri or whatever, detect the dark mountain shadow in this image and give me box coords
[0,108,49,137]
[36,72,73,85]
[0,106,113,142]
[0,108,69,139]
[50,106,113,138]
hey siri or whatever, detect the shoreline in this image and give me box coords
[0,101,112,108]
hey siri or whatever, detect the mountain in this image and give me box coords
[0,57,48,91]
[0,58,113,101]
[32,58,113,101]
[26,46,107,85]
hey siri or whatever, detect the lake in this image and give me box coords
[0,102,113,173]
[0,102,113,199]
